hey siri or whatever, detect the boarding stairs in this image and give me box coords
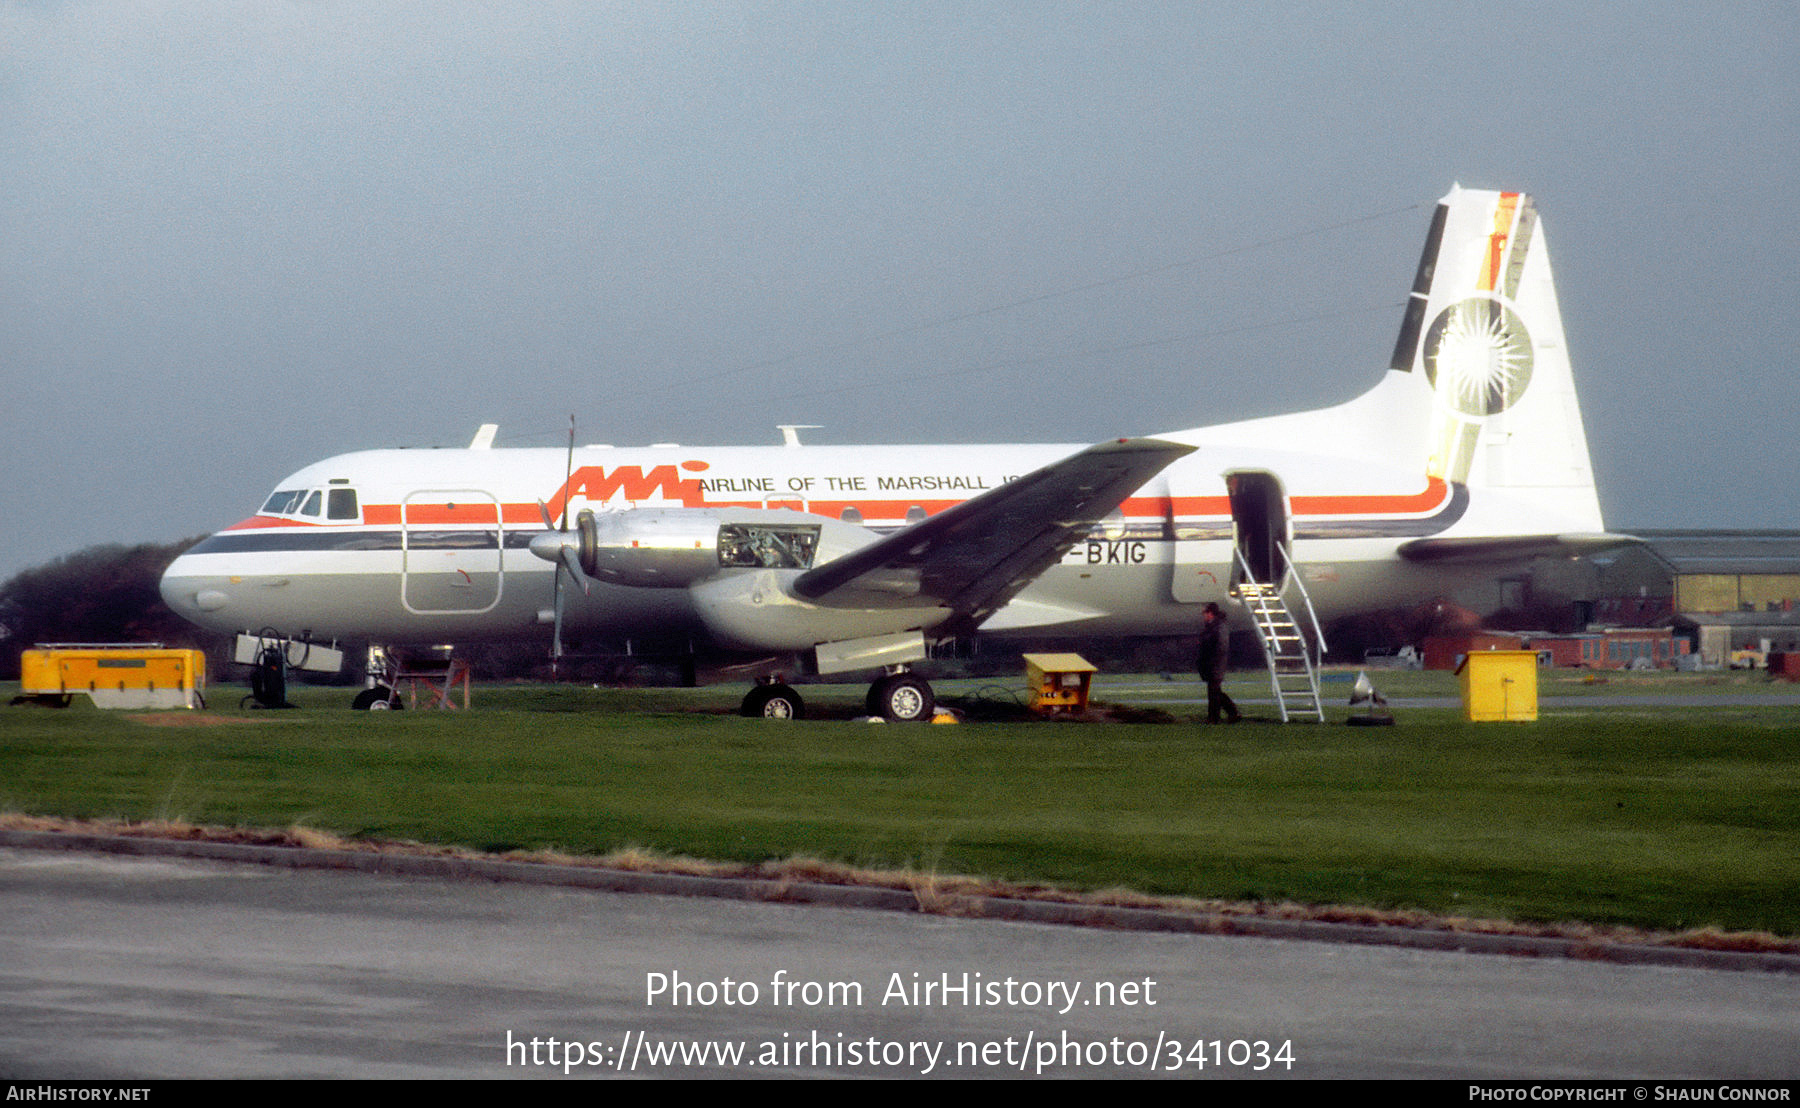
[1231,549,1327,723]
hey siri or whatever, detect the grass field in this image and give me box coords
[3,671,1798,937]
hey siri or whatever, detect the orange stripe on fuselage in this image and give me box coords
[399,503,499,526]
[224,477,1450,535]
[1292,474,1450,515]
[1126,475,1448,520]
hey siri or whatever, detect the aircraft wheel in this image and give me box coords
[352,686,402,711]
[870,674,934,722]
[741,684,804,720]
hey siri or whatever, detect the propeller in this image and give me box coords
[531,501,599,670]
[528,416,596,675]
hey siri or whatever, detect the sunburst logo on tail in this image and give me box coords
[1425,296,1534,418]
[1423,191,1539,483]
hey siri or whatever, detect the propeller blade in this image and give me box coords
[561,414,575,530]
[551,570,566,667]
[560,546,592,596]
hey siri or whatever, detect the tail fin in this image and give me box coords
[1174,186,1607,535]
[1389,186,1605,531]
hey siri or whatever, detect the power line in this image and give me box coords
[597,201,1422,407]
[793,299,1404,407]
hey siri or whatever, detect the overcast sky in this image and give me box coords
[2,1,1795,581]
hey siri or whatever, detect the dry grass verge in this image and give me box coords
[6,811,1795,959]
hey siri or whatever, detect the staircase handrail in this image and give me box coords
[1277,559,1328,659]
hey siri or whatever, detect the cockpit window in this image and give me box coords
[257,486,360,522]
[718,523,821,569]
[260,489,304,515]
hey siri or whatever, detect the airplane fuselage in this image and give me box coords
[160,428,1497,650]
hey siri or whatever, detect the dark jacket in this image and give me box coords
[1197,619,1228,682]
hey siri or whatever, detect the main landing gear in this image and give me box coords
[739,668,937,722]
[866,671,935,722]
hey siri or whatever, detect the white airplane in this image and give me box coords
[160,186,1625,719]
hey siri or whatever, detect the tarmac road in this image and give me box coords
[3,846,1798,1080]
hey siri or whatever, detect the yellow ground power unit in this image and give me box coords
[16,644,206,709]
[1023,653,1097,716]
[1454,649,1539,722]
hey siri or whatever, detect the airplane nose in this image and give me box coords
[159,559,199,611]
[159,555,230,619]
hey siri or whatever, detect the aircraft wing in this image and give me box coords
[792,437,1195,632]
[1397,532,1642,564]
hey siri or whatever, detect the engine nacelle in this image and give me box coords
[584,509,722,587]
[575,508,866,589]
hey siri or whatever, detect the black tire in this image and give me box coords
[741,684,804,720]
[352,686,402,711]
[8,694,72,709]
[870,674,934,722]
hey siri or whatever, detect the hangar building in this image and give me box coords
[1594,531,1800,668]
[1428,530,1798,670]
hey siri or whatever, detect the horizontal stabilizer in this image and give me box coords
[1398,532,1641,564]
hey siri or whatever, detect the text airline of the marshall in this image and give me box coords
[161,186,1630,720]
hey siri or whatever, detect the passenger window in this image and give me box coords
[327,488,360,521]
[299,490,323,517]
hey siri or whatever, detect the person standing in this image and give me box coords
[1197,602,1241,724]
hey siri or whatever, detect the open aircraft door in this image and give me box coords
[1225,470,1292,589]
[400,490,504,614]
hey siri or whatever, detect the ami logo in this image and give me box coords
[542,460,711,516]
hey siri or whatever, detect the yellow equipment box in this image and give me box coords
[17,645,206,709]
[1023,653,1097,716]
[1455,649,1538,722]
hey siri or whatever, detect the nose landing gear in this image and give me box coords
[741,680,805,719]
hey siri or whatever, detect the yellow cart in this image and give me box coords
[15,644,206,709]
[1023,653,1097,716]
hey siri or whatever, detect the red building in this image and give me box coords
[1424,628,1687,671]
[1421,633,1525,672]
[1523,628,1687,669]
